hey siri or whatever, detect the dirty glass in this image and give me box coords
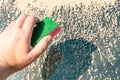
[0,0,119,80]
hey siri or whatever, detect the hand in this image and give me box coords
[0,14,53,80]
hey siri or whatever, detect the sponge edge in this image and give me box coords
[50,26,61,38]
[31,17,58,47]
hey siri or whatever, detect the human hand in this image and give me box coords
[0,14,53,80]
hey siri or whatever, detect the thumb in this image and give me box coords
[27,35,52,62]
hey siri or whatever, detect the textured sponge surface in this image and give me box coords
[31,17,58,47]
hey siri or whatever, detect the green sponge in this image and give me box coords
[31,17,58,47]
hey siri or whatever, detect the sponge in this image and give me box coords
[31,17,58,47]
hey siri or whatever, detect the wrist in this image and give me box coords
[0,61,15,80]
[0,65,14,80]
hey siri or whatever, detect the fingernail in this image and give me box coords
[35,17,40,24]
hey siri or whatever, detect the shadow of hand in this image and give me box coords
[42,37,97,80]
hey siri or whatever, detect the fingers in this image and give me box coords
[12,14,40,42]
[22,16,40,41]
[13,14,27,28]
[27,35,52,62]
[22,16,39,31]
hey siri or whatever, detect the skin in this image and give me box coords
[0,14,53,80]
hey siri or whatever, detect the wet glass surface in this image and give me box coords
[0,0,120,80]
